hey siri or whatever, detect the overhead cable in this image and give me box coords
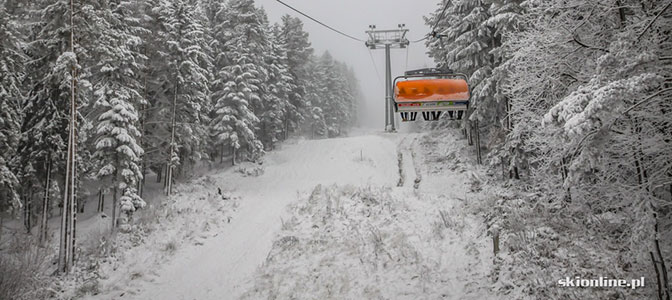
[411,0,451,43]
[367,48,384,88]
[276,0,365,42]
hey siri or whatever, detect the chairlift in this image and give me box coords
[393,68,471,121]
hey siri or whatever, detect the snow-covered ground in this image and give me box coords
[84,126,496,299]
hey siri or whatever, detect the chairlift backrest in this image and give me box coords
[393,68,470,121]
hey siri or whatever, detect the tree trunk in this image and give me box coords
[59,0,78,273]
[651,251,663,300]
[39,159,51,246]
[615,0,626,28]
[654,215,671,300]
[232,146,237,166]
[163,161,170,190]
[78,194,84,213]
[138,61,148,198]
[156,165,162,183]
[474,120,482,164]
[220,144,224,164]
[97,189,105,212]
[24,189,32,234]
[139,161,145,198]
[166,79,178,196]
[111,186,117,230]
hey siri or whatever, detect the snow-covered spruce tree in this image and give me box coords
[209,0,265,164]
[302,57,326,138]
[342,65,362,127]
[315,52,351,137]
[335,62,360,132]
[226,0,269,117]
[210,38,263,165]
[427,0,524,178]
[148,0,211,191]
[136,0,171,185]
[427,0,495,108]
[259,24,295,150]
[91,0,146,228]
[202,0,229,162]
[278,15,313,136]
[0,0,25,214]
[300,52,359,139]
[19,0,92,238]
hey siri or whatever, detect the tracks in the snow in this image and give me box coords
[396,135,422,189]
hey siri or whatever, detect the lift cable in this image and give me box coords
[367,48,384,89]
[411,0,451,43]
[276,0,365,42]
[405,43,410,70]
[411,36,428,43]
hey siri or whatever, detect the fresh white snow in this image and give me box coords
[86,127,495,300]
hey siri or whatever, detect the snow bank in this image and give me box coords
[75,174,241,299]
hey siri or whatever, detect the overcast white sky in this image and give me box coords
[255,0,440,129]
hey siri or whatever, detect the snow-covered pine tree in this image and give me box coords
[427,0,523,178]
[335,62,360,133]
[302,56,326,138]
[315,52,350,137]
[203,0,229,162]
[91,0,147,228]
[136,0,170,185]
[278,15,313,136]
[226,0,269,117]
[259,24,295,150]
[209,0,266,164]
[206,0,234,162]
[211,38,263,164]
[0,0,25,215]
[19,0,92,249]
[148,0,212,193]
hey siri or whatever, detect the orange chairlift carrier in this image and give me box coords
[393,68,471,121]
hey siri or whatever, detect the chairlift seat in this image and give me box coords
[393,71,470,120]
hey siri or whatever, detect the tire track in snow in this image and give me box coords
[410,137,422,189]
[396,137,407,187]
[397,134,421,189]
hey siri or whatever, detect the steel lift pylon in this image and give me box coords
[365,24,409,132]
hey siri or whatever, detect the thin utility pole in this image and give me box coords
[365,25,409,132]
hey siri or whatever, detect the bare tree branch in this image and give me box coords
[637,0,672,41]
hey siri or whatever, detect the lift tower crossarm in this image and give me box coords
[366,25,409,132]
[365,29,410,49]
